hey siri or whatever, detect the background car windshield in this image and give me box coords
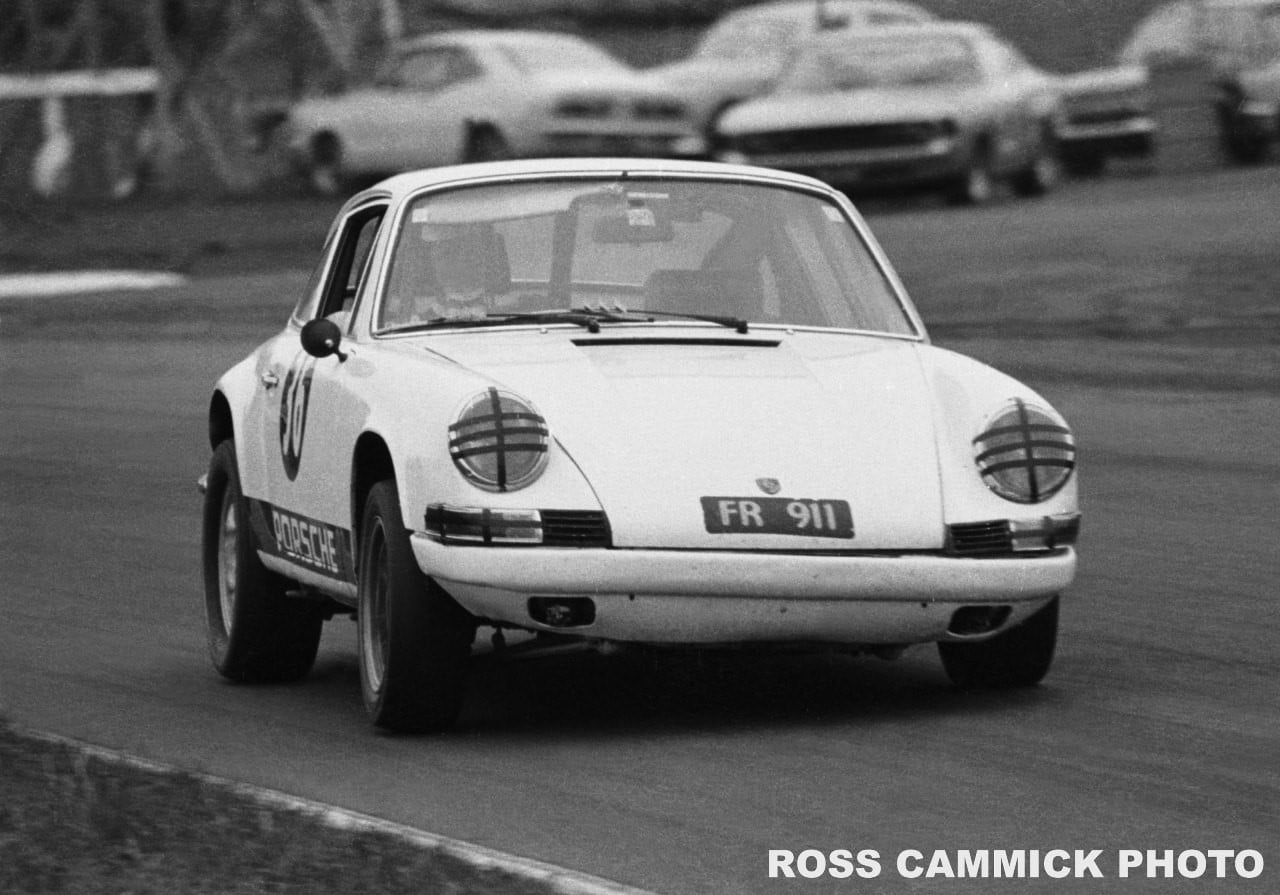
[694,13,801,62]
[782,35,981,92]
[379,178,916,336]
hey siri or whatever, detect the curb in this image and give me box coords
[15,724,658,895]
[0,270,187,298]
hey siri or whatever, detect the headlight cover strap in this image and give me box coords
[973,398,1075,503]
[449,387,549,491]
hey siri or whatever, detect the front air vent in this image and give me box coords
[541,510,612,547]
[947,520,1013,556]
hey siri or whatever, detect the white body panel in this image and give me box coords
[209,158,1079,649]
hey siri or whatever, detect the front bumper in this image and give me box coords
[717,140,966,192]
[411,536,1075,645]
[1057,116,1157,158]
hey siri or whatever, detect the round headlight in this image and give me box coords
[973,399,1075,503]
[448,388,549,492]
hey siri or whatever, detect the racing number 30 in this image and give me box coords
[279,353,317,481]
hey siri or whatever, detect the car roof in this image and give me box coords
[346,158,834,208]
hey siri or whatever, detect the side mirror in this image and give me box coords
[301,317,346,360]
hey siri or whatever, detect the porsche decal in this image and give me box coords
[279,352,316,480]
[248,499,354,581]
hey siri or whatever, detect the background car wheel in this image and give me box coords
[306,133,346,195]
[462,126,511,163]
[358,480,475,733]
[946,144,996,206]
[201,440,323,683]
[938,597,1059,689]
[1012,129,1060,197]
[1221,118,1270,165]
[1062,153,1107,178]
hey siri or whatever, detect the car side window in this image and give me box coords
[315,205,386,322]
[396,47,481,91]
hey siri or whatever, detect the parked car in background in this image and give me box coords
[1214,55,1280,161]
[1119,0,1280,164]
[641,0,935,135]
[283,30,705,194]
[714,23,1063,204]
[199,157,1079,732]
[1054,65,1158,176]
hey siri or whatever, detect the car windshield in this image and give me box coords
[693,12,803,63]
[377,177,917,337]
[781,34,981,92]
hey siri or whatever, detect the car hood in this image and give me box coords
[426,329,945,549]
[720,86,987,133]
[640,59,776,116]
[530,67,675,96]
[1056,64,1148,97]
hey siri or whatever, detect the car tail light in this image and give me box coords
[448,388,548,492]
[973,399,1075,503]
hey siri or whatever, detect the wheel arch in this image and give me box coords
[351,431,398,552]
[209,390,234,450]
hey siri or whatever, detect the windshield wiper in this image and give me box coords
[393,306,748,335]
[394,307,635,333]
[636,309,750,334]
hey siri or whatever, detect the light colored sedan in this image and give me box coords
[641,0,935,134]
[284,30,705,194]
[715,22,1064,204]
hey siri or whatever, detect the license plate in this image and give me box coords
[701,496,854,539]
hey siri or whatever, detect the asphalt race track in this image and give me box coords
[1,170,1277,894]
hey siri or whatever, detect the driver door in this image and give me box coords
[245,202,386,586]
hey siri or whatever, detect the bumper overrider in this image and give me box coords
[411,506,1078,646]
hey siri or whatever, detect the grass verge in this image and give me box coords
[0,720,568,895]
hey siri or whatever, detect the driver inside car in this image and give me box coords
[383,222,510,326]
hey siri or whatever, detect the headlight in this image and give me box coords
[973,399,1075,503]
[448,388,549,491]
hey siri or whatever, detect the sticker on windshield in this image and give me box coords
[279,352,317,481]
[822,205,844,222]
[627,207,657,227]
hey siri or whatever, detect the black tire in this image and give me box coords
[1062,153,1107,178]
[306,133,346,196]
[1222,118,1270,165]
[938,597,1059,689]
[462,126,511,163]
[1011,129,1060,197]
[201,440,323,683]
[357,480,475,732]
[945,143,996,206]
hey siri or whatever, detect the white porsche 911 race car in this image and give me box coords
[200,158,1079,732]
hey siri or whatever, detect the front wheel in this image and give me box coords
[1011,131,1060,197]
[1221,117,1271,165]
[304,133,347,195]
[358,481,475,732]
[938,597,1059,689]
[462,126,511,163]
[945,145,996,206]
[201,440,323,682]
